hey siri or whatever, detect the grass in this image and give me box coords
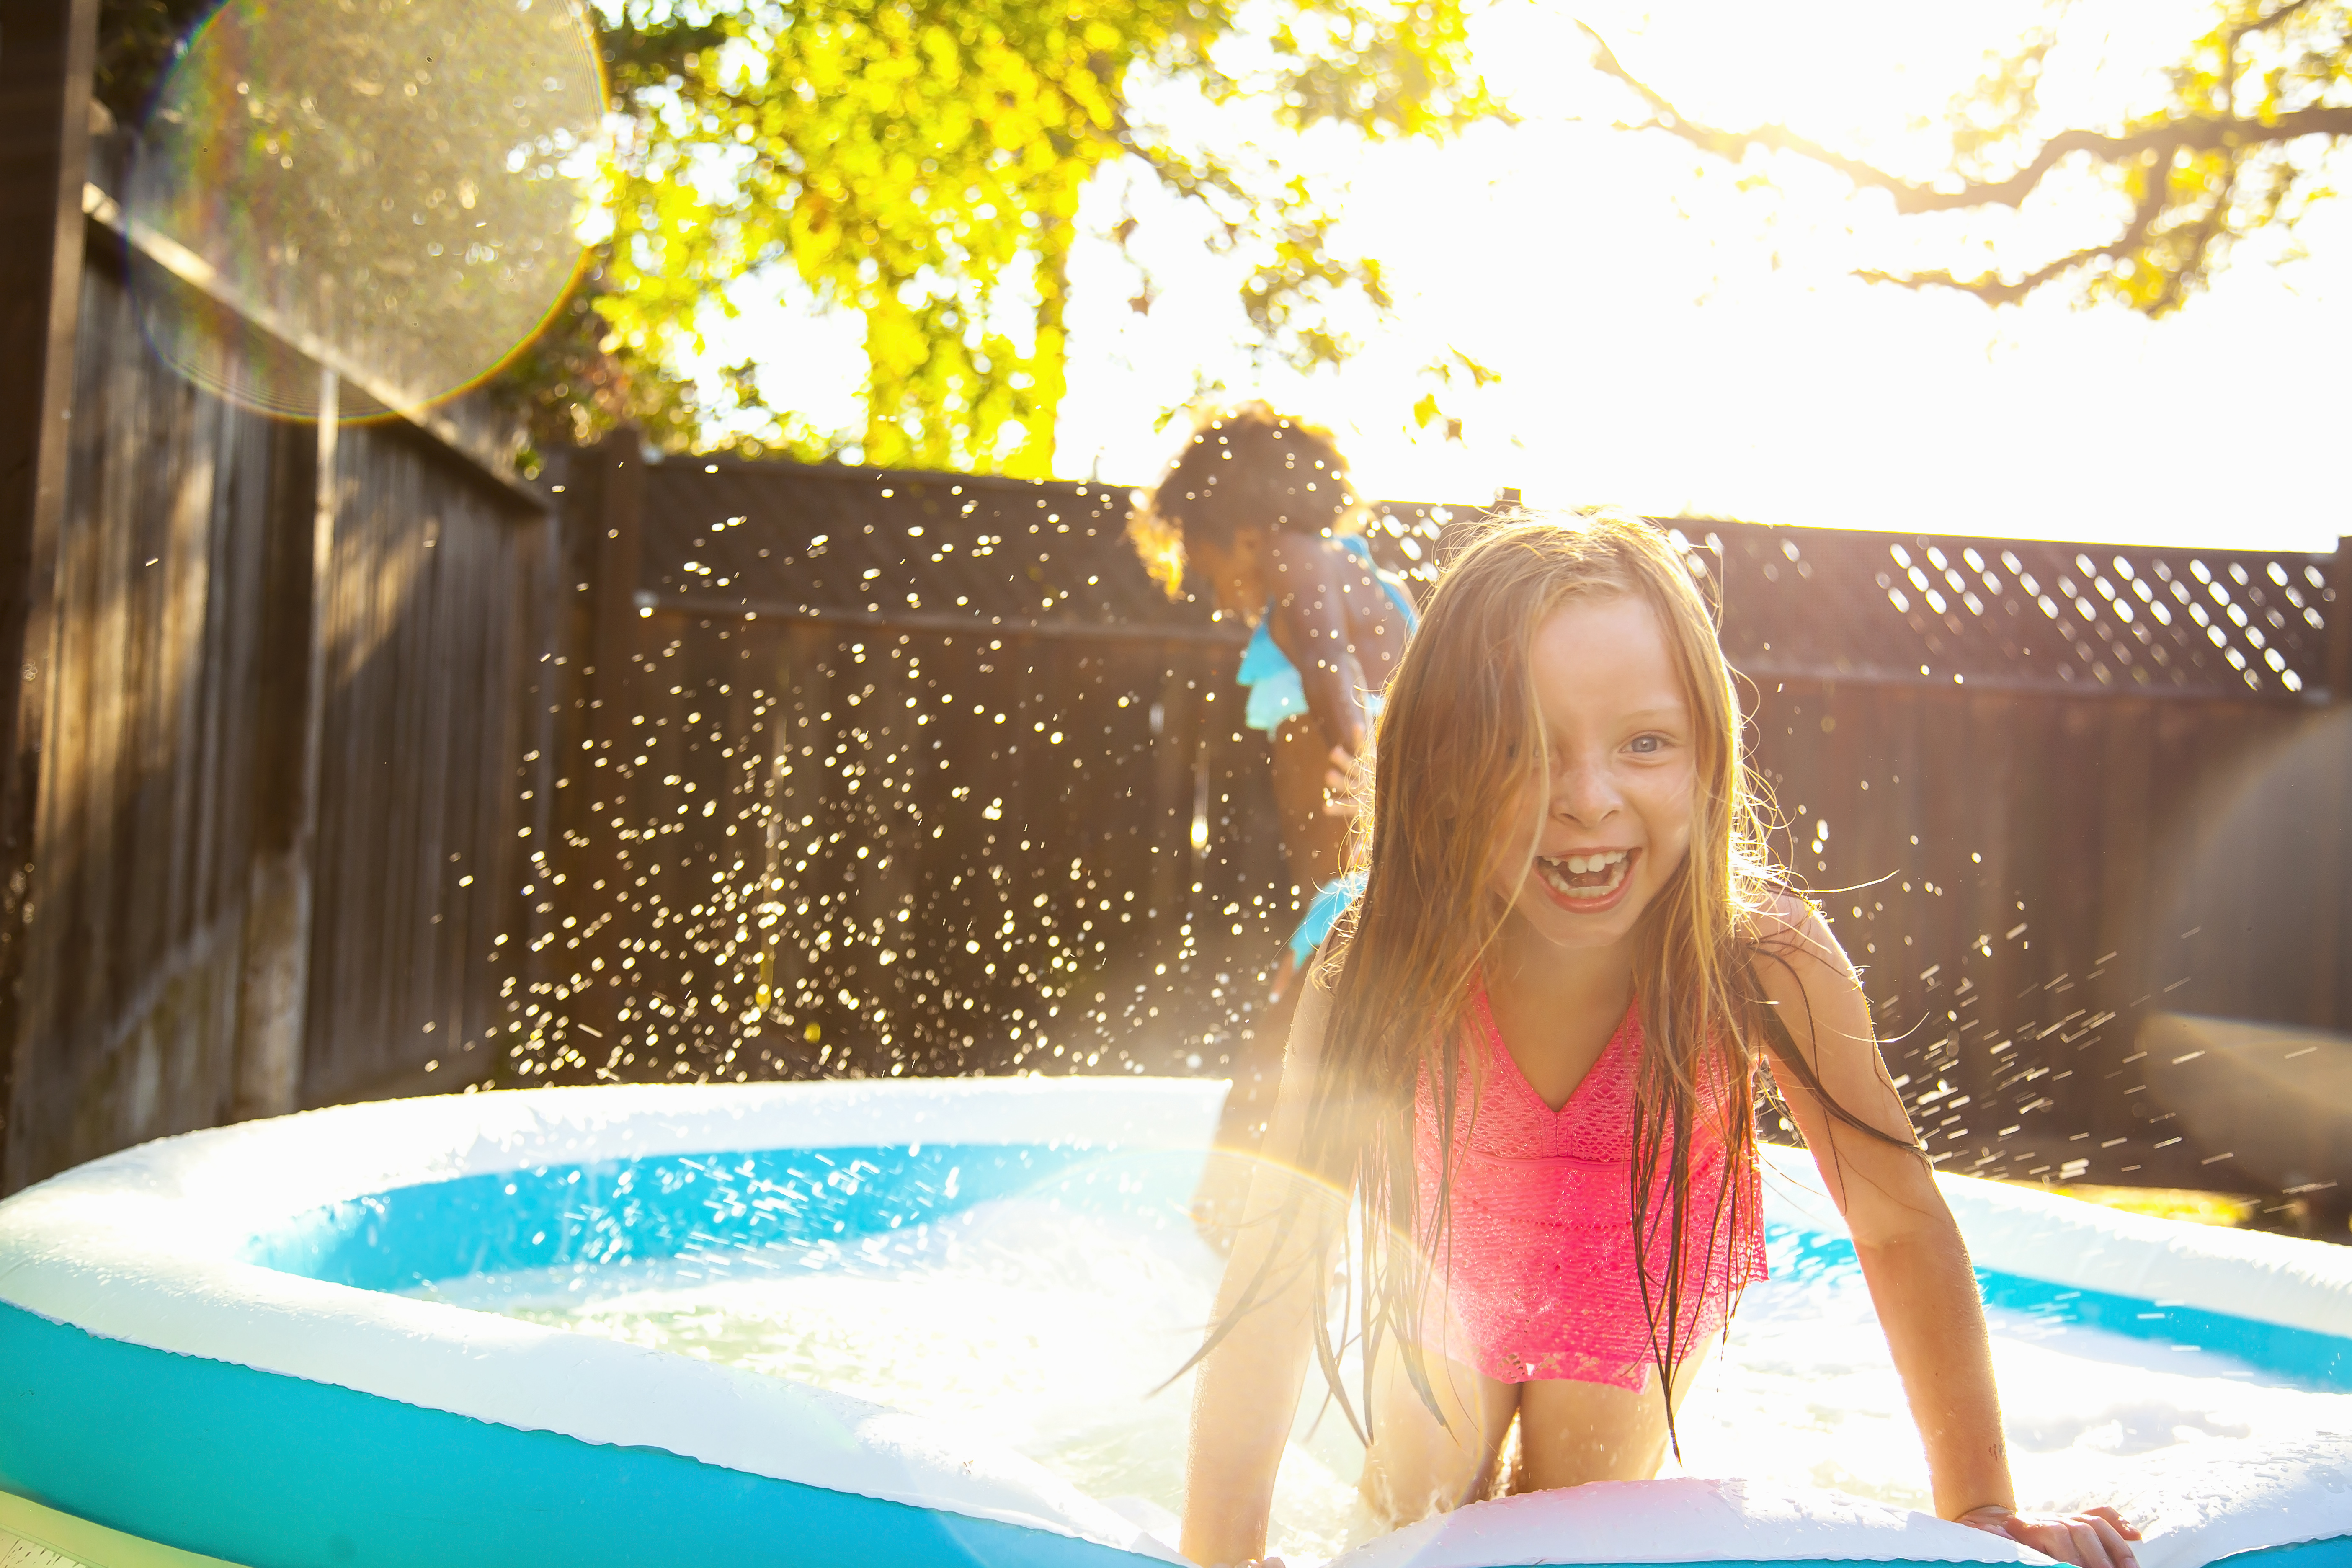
[2044,1184,2262,1229]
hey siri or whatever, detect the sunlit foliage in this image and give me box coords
[93,0,1501,469]
[1588,1,2352,315]
[578,0,1504,473]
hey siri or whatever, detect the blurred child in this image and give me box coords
[1130,404,1417,1238]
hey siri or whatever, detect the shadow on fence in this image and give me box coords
[2,144,552,1189]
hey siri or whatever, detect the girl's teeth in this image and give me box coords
[1537,851,1631,901]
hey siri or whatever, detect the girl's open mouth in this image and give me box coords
[1535,847,1637,911]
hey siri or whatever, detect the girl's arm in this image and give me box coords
[1751,897,2141,1568]
[1182,979,1341,1567]
[1264,534,1371,755]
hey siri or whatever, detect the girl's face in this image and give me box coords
[1496,592,1699,951]
[1187,526,1269,616]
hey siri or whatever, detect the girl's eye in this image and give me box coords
[1629,734,1664,755]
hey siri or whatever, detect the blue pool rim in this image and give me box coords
[249,1142,2352,1395]
[9,1282,2340,1568]
[0,1302,1144,1568]
[1765,1223,2352,1392]
[2,1081,2347,1568]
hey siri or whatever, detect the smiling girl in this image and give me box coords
[1179,513,2141,1568]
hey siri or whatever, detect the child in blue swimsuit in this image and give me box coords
[1130,403,1418,1237]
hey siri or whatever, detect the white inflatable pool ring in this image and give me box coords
[0,1079,2343,1568]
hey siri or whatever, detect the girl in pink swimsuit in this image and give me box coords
[1181,513,2141,1568]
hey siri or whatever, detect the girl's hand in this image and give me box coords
[1958,1504,2142,1568]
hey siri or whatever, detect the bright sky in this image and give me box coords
[704,0,2352,554]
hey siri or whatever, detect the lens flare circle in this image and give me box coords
[129,0,607,419]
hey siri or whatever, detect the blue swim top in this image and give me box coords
[1227,534,1416,965]
[1235,534,1420,735]
[1291,868,1367,965]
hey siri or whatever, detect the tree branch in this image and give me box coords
[1852,142,2175,304]
[1581,21,2352,217]
[2233,0,2321,45]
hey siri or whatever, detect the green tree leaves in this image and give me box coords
[93,0,1500,465]
[574,0,1503,470]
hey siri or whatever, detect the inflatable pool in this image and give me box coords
[0,1078,2345,1568]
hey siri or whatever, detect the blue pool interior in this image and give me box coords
[243,1142,2352,1395]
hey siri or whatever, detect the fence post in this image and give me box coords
[1147,660,1199,958]
[543,431,644,1050]
[584,432,647,743]
[2328,538,2352,705]
[0,0,99,1190]
[231,373,340,1118]
[2324,538,2352,1032]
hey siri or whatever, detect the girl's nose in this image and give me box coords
[1551,755,1621,827]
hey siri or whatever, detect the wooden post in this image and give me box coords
[544,431,643,1048]
[233,369,339,1117]
[1147,660,1198,956]
[584,432,646,758]
[0,0,99,1189]
[2328,538,2352,705]
[2321,537,2352,1030]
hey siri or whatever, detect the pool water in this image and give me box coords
[423,1195,1369,1560]
[417,1166,2349,1567]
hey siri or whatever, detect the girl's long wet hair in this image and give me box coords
[1237,511,1918,1450]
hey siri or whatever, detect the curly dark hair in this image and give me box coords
[1129,402,1361,595]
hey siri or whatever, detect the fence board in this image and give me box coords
[5,248,273,1181]
[0,184,550,1188]
[297,421,544,1107]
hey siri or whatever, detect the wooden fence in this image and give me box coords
[520,462,2352,1205]
[1716,528,2351,1196]
[9,363,2348,1202]
[0,113,554,1190]
[515,444,1327,1091]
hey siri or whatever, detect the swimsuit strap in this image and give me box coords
[1237,619,1309,735]
[1335,534,1420,629]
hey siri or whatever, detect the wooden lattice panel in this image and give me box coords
[1710,525,2337,701]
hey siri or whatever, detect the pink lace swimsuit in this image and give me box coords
[1411,991,1767,1388]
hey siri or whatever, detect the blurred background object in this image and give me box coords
[2138,1014,2352,1237]
[124,0,603,420]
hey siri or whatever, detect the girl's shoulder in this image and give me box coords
[1743,888,1822,952]
[1740,890,1857,990]
[1738,891,1869,1050]
[1274,531,1419,624]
